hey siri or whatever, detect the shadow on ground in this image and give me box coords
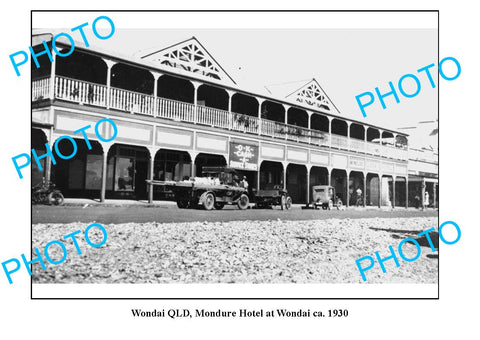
[370,227,439,250]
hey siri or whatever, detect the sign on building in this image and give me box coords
[229,142,258,171]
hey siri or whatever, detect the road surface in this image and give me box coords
[32,204,438,224]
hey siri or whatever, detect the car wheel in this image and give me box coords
[48,192,64,206]
[285,196,292,210]
[328,199,333,210]
[176,200,188,209]
[336,199,343,210]
[237,194,249,210]
[203,193,215,210]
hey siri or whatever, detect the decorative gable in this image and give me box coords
[286,79,337,113]
[141,37,236,85]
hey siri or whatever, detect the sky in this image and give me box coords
[33,12,438,142]
[96,28,437,130]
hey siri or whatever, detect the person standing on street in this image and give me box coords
[240,176,249,190]
[356,187,363,207]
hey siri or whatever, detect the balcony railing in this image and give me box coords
[331,134,349,150]
[310,130,329,147]
[409,148,437,163]
[285,125,310,144]
[110,87,155,116]
[349,138,366,153]
[32,76,50,101]
[54,76,107,108]
[33,75,409,161]
[197,105,231,129]
[157,97,195,123]
[261,119,285,139]
[231,113,260,134]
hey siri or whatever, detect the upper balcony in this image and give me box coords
[408,147,438,164]
[31,46,409,162]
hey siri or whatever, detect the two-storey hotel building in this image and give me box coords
[32,34,422,207]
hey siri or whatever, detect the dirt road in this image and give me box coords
[32,204,438,224]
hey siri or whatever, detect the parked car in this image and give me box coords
[253,185,292,210]
[311,185,343,210]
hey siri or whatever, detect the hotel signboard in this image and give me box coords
[229,141,259,171]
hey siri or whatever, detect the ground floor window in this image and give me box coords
[31,147,46,186]
[68,158,85,189]
[154,151,191,181]
[194,153,227,176]
[85,154,103,190]
[114,157,135,192]
[153,150,192,200]
[259,161,283,190]
[107,145,149,199]
[50,138,103,197]
[32,128,48,186]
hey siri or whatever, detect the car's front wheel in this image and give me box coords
[203,193,215,210]
[285,196,292,210]
[237,194,249,210]
[48,192,64,206]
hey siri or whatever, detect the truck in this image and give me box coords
[146,166,249,210]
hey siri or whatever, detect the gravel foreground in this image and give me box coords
[32,217,438,284]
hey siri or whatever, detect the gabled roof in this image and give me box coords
[285,78,340,114]
[140,37,236,85]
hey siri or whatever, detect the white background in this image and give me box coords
[1,1,479,339]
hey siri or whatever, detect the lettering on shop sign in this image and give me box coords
[355,221,461,282]
[12,118,118,179]
[229,142,259,171]
[349,157,364,169]
[1,223,107,284]
[9,15,115,77]
[355,57,461,118]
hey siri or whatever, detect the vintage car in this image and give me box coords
[253,185,292,210]
[311,185,343,210]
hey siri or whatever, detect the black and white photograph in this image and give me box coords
[1,3,478,340]
[30,11,439,295]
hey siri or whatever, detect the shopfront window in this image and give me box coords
[68,158,85,189]
[106,157,114,191]
[155,151,191,181]
[31,148,45,186]
[115,157,134,191]
[85,154,102,190]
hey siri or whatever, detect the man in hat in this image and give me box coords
[240,176,249,190]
